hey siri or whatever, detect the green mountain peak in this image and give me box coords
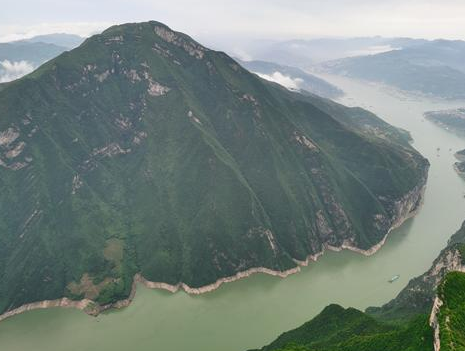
[0,21,428,316]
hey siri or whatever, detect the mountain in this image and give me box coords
[248,304,433,351]
[237,59,343,99]
[0,21,428,317]
[323,40,465,99]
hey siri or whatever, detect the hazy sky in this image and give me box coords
[1,0,465,42]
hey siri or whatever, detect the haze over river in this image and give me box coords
[1,76,465,351]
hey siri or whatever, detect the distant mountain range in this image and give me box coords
[18,33,85,49]
[322,40,465,99]
[0,33,84,82]
[236,37,426,67]
[237,59,343,99]
[230,36,465,100]
[0,21,428,317]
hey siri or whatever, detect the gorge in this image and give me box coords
[0,60,464,351]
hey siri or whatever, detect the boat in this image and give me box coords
[388,275,400,283]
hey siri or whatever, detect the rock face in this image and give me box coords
[0,21,428,317]
[429,296,443,351]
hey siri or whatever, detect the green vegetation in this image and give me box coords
[0,21,428,314]
[437,272,465,351]
[248,304,433,351]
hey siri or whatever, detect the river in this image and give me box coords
[1,76,465,351]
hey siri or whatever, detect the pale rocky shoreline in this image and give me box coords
[0,176,428,323]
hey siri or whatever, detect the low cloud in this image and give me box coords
[346,45,400,57]
[0,60,34,83]
[255,71,303,90]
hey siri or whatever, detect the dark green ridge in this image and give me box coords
[0,21,428,313]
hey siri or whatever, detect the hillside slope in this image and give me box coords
[248,304,433,351]
[0,21,428,316]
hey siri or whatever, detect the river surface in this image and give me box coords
[1,76,465,351]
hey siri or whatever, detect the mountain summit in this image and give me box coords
[0,21,428,315]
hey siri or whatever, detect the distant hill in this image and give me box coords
[0,34,84,83]
[19,33,84,49]
[237,59,343,99]
[424,108,465,135]
[0,41,66,66]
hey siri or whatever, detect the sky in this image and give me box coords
[1,0,465,43]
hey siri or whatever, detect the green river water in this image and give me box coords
[1,76,465,351]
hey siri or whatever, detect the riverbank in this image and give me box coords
[0,173,428,323]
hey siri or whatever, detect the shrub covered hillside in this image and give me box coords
[248,304,433,351]
[0,21,428,315]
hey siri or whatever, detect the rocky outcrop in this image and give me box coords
[429,296,443,351]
